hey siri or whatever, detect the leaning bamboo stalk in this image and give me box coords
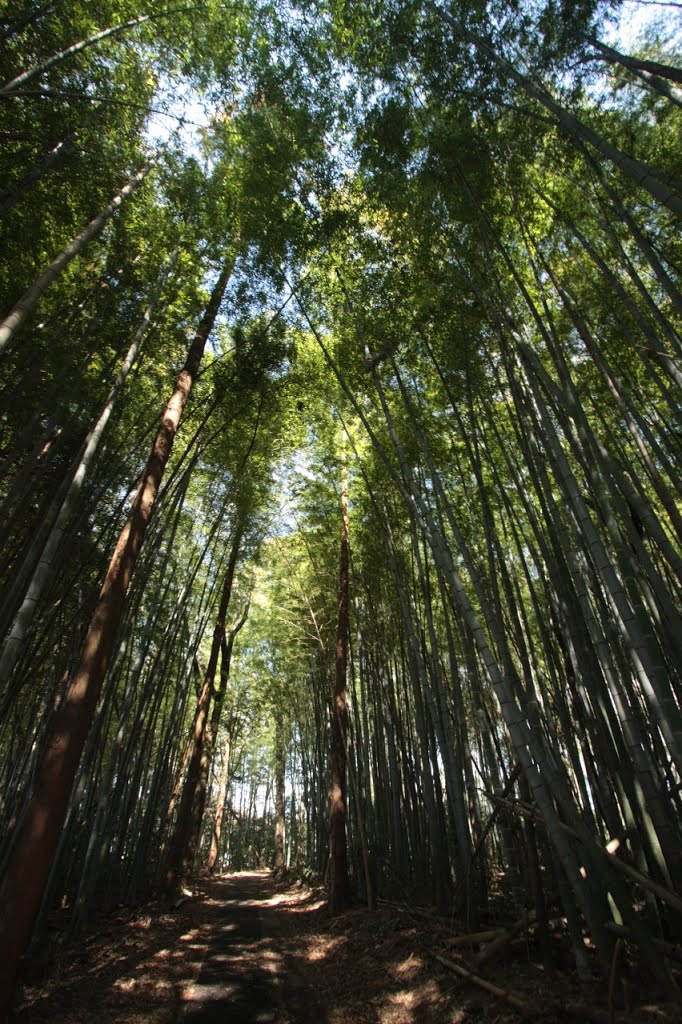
[588,36,682,89]
[487,792,682,916]
[0,6,204,95]
[0,257,174,697]
[468,761,523,867]
[0,161,154,353]
[604,921,682,962]
[437,9,682,219]
[0,133,77,218]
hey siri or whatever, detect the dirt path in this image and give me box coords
[14,871,680,1023]
[15,872,330,1024]
[177,872,324,1023]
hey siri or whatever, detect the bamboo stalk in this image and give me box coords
[608,939,623,1024]
[468,761,523,866]
[604,921,682,962]
[446,928,504,947]
[474,910,536,967]
[434,953,611,1022]
[433,953,537,1016]
[486,792,682,916]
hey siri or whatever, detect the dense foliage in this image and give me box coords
[0,0,681,1011]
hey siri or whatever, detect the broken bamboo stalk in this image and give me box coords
[474,910,535,967]
[469,761,523,866]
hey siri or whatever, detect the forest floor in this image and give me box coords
[13,870,682,1024]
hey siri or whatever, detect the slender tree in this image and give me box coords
[329,468,352,912]
[0,161,155,353]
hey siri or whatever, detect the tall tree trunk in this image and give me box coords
[164,519,243,897]
[0,6,203,96]
[206,728,234,874]
[274,714,286,870]
[0,260,232,1019]
[329,472,352,913]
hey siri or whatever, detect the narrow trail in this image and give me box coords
[176,872,325,1024]
[15,870,328,1024]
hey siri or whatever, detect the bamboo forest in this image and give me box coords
[0,1,681,1021]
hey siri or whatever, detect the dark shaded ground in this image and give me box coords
[13,871,682,1023]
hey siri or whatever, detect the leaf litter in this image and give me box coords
[13,870,681,1023]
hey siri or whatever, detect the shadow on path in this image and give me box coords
[177,872,326,1024]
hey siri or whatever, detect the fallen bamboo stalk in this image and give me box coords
[446,928,504,947]
[433,953,537,1017]
[434,953,611,1023]
[447,910,564,952]
[475,910,535,967]
[604,921,682,962]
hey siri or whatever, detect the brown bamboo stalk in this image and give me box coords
[474,910,536,967]
[0,259,233,1017]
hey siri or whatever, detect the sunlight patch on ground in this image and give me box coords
[113,974,176,995]
[181,981,239,1002]
[284,898,327,914]
[382,979,443,1017]
[302,933,344,962]
[389,954,425,981]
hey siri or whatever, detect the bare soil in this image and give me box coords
[13,871,682,1023]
